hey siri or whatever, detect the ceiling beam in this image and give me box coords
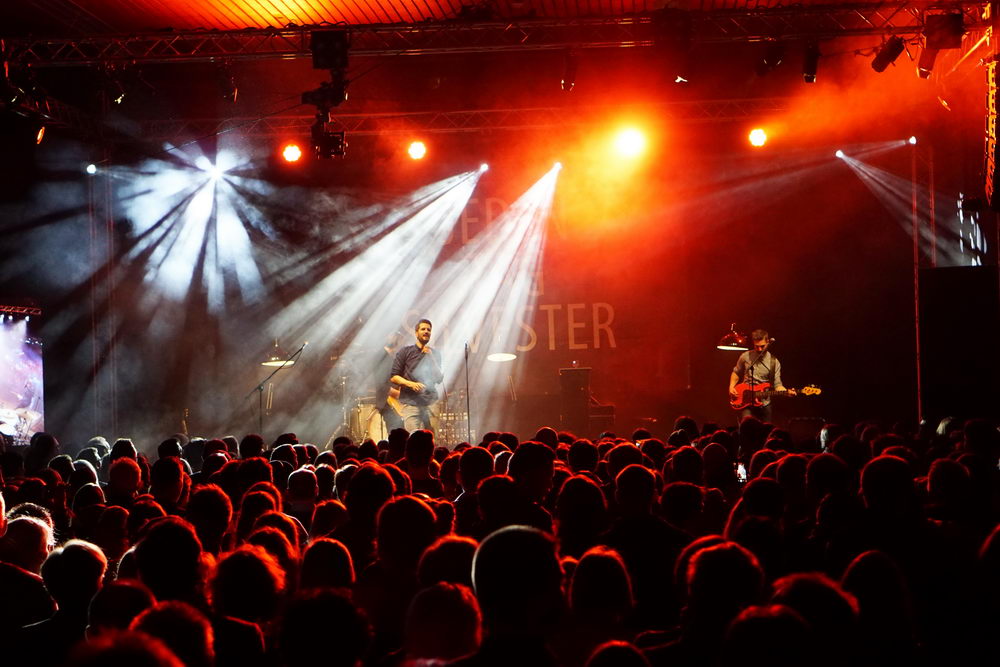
[2,5,987,67]
[138,99,791,141]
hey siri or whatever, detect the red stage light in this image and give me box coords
[408,141,427,160]
[281,143,303,163]
[748,128,767,147]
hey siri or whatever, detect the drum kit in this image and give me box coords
[0,407,41,446]
[337,391,469,445]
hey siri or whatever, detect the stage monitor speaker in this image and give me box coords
[918,266,1000,420]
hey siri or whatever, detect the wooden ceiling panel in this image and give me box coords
[1,0,892,37]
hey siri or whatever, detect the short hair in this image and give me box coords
[131,601,214,667]
[570,546,633,615]
[68,629,184,667]
[405,430,436,467]
[41,539,108,605]
[507,441,556,481]
[87,580,156,635]
[300,538,355,589]
[458,446,494,492]
[376,495,437,566]
[108,457,143,493]
[751,329,769,342]
[472,526,562,628]
[134,516,204,603]
[568,440,599,472]
[418,535,478,588]
[211,544,286,623]
[416,318,432,330]
[403,582,482,660]
[157,439,183,460]
[586,641,649,667]
[277,589,371,667]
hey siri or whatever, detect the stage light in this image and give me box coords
[748,128,767,147]
[281,143,303,163]
[614,128,647,158]
[480,163,489,172]
[310,113,347,159]
[34,124,45,145]
[803,42,820,83]
[86,163,97,175]
[262,340,296,367]
[917,48,938,78]
[908,136,918,145]
[924,12,964,50]
[554,161,562,171]
[408,141,427,160]
[835,150,845,158]
[757,41,785,77]
[717,323,749,351]
[871,36,905,72]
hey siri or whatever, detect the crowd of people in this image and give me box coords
[0,414,998,666]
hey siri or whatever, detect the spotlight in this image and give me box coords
[86,163,97,175]
[917,48,938,79]
[835,149,845,158]
[614,128,647,158]
[281,143,303,163]
[924,12,964,50]
[408,141,427,160]
[748,128,767,147]
[803,42,820,83]
[310,113,347,159]
[217,65,238,103]
[480,163,489,172]
[554,161,562,171]
[757,41,785,77]
[908,136,918,145]
[871,36,905,72]
[34,124,45,145]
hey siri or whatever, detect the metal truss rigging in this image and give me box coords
[138,98,790,141]
[2,4,988,67]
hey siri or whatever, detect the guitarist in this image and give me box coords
[728,329,795,422]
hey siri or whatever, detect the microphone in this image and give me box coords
[768,337,776,343]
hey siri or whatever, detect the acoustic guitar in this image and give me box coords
[730,382,821,410]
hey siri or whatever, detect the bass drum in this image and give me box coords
[351,403,388,442]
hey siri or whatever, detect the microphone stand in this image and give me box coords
[464,342,472,444]
[245,342,307,435]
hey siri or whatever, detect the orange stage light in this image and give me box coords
[281,143,303,163]
[613,128,646,158]
[748,128,767,147]
[408,141,427,160]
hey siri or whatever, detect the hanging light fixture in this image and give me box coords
[261,340,296,367]
[717,323,749,351]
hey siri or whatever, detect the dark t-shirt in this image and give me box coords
[390,344,444,406]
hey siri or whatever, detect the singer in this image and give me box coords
[727,329,795,423]
[390,318,444,432]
